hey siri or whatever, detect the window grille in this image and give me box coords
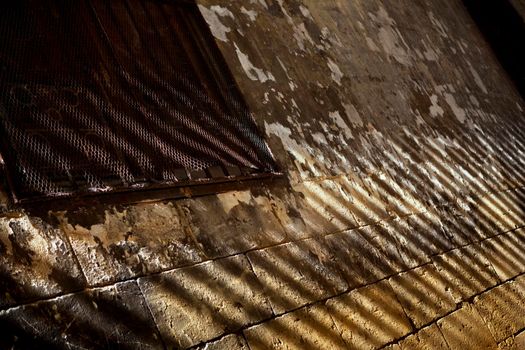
[0,0,278,203]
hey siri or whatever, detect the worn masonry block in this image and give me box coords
[503,189,525,228]
[389,264,456,328]
[474,192,517,234]
[243,303,347,350]
[323,229,396,289]
[406,211,454,255]
[337,173,391,226]
[440,213,485,248]
[473,281,525,343]
[516,273,525,293]
[432,244,500,303]
[386,216,436,266]
[464,206,503,240]
[247,238,348,315]
[383,345,402,350]
[291,179,358,234]
[0,280,162,349]
[265,185,337,240]
[61,202,205,286]
[398,324,449,350]
[138,255,272,349]
[498,330,525,350]
[0,215,85,309]
[481,229,525,281]
[180,190,287,259]
[195,334,249,350]
[326,280,413,350]
[437,303,498,349]
[358,218,430,274]
[356,223,407,275]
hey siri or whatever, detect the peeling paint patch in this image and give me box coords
[428,11,449,37]
[343,103,364,128]
[327,59,343,86]
[429,95,444,117]
[312,132,328,145]
[265,121,322,178]
[250,0,268,10]
[217,191,252,213]
[241,7,258,22]
[299,5,313,20]
[444,93,467,123]
[422,39,440,61]
[234,44,275,83]
[329,111,353,140]
[468,64,488,94]
[370,6,412,66]
[366,37,381,52]
[198,5,234,43]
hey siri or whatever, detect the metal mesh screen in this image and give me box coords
[0,0,277,202]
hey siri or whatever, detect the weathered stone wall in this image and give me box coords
[1,0,525,349]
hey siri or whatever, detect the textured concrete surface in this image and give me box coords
[0,0,524,348]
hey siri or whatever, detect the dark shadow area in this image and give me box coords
[462,0,525,98]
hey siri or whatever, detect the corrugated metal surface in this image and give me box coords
[0,0,277,202]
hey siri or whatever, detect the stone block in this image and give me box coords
[195,334,249,350]
[326,280,413,349]
[0,281,162,349]
[440,213,485,247]
[291,179,358,234]
[180,190,287,259]
[244,303,347,350]
[481,229,525,281]
[383,344,402,350]
[389,264,456,328]
[437,303,498,349]
[473,281,525,343]
[323,229,396,289]
[265,185,339,240]
[247,238,348,315]
[432,244,500,303]
[60,202,205,286]
[398,324,449,350]
[138,255,272,349]
[499,332,525,350]
[0,215,85,309]
[336,173,390,226]
[406,210,454,255]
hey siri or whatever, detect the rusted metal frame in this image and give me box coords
[20,171,285,214]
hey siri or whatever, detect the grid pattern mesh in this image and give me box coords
[0,0,276,201]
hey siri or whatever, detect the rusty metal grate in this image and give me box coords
[0,0,278,203]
